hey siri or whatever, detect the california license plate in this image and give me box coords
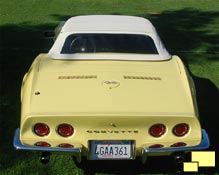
[89,140,134,160]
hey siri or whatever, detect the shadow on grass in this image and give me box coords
[0,8,218,174]
[144,8,219,59]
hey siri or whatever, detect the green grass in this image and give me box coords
[0,0,219,174]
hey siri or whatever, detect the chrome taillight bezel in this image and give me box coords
[58,143,74,148]
[148,144,164,148]
[149,123,166,137]
[34,141,51,147]
[171,142,187,147]
[173,123,189,137]
[33,123,50,136]
[57,123,74,137]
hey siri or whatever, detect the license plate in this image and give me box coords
[89,140,134,160]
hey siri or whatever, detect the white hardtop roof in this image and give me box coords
[48,15,171,61]
[61,15,156,33]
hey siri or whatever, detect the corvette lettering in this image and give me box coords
[86,130,139,134]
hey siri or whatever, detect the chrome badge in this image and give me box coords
[103,80,120,89]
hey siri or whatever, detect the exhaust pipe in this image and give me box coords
[174,153,185,164]
[172,152,185,174]
[40,152,50,164]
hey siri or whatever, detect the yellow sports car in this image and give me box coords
[13,15,209,165]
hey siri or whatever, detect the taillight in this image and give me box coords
[35,141,51,147]
[34,123,50,136]
[57,123,74,137]
[58,143,74,148]
[149,124,166,137]
[148,144,164,148]
[173,123,189,136]
[171,142,187,147]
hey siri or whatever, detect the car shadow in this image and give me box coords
[193,76,219,173]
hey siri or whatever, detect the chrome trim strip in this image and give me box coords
[13,128,82,153]
[143,129,210,153]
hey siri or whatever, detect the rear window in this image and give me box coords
[61,34,158,54]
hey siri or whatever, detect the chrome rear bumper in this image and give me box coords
[13,128,209,163]
[13,128,82,162]
[141,129,210,163]
[13,128,81,153]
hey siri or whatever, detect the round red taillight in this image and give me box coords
[34,123,50,136]
[35,141,51,147]
[173,123,189,136]
[148,144,164,148]
[57,123,74,137]
[171,142,187,147]
[149,124,166,137]
[58,143,74,148]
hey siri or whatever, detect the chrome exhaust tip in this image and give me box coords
[174,153,185,164]
[40,152,50,164]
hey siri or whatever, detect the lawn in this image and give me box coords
[0,0,218,174]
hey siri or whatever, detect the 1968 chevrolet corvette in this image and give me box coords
[13,15,210,164]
